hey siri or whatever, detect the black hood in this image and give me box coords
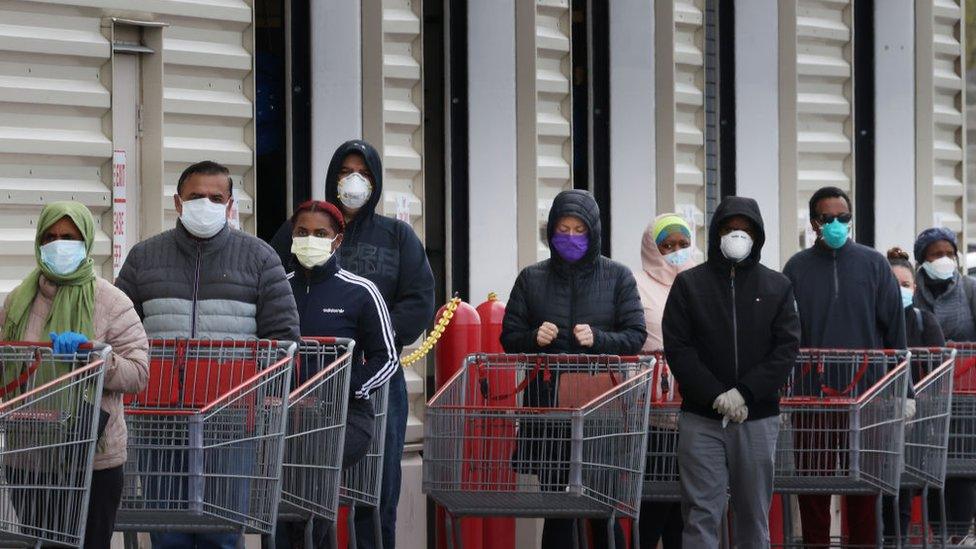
[707,196,766,268]
[546,189,602,266]
[324,139,384,217]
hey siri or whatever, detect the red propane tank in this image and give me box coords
[435,299,483,549]
[475,293,515,549]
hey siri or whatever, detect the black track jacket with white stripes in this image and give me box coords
[289,254,399,400]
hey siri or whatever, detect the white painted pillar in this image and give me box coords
[735,0,782,268]
[309,0,362,199]
[609,0,655,273]
[468,0,519,302]
[873,0,915,254]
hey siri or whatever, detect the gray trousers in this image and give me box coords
[677,412,779,549]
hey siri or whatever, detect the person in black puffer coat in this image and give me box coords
[501,189,646,549]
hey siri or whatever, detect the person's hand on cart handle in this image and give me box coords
[536,322,559,347]
[49,331,88,356]
[574,324,594,347]
[904,398,917,421]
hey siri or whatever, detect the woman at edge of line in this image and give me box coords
[912,228,976,540]
[0,201,149,549]
[500,189,647,549]
[634,213,697,548]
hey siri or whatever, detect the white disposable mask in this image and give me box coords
[922,256,957,281]
[291,236,336,269]
[337,172,373,210]
[180,197,228,239]
[720,230,753,262]
[39,240,87,275]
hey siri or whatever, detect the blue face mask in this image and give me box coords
[900,287,914,309]
[40,240,87,276]
[664,248,691,267]
[821,219,850,249]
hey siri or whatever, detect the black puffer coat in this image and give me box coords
[500,190,646,355]
[501,190,646,478]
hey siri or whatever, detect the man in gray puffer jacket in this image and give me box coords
[116,160,300,549]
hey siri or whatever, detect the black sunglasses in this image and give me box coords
[815,212,852,225]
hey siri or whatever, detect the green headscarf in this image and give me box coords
[1,201,97,341]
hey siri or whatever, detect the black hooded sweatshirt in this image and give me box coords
[500,189,646,355]
[662,197,801,421]
[269,140,435,349]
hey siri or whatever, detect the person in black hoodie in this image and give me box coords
[782,186,908,547]
[275,200,399,548]
[662,196,800,548]
[269,140,434,549]
[501,189,646,549]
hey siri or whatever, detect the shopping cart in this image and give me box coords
[339,375,389,549]
[276,337,354,548]
[944,341,976,539]
[116,339,295,545]
[774,349,910,547]
[641,351,681,504]
[901,348,955,547]
[0,342,109,548]
[424,354,654,549]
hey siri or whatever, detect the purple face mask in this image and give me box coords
[551,233,589,263]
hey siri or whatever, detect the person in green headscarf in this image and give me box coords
[0,201,149,549]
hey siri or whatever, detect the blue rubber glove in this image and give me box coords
[49,331,88,355]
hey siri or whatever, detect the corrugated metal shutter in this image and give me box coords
[657,0,706,258]
[534,0,573,261]
[918,0,965,245]
[162,6,255,233]
[795,0,853,246]
[362,0,426,446]
[0,4,113,297]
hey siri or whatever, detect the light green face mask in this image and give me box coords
[291,236,335,269]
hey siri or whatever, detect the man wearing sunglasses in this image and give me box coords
[783,186,908,547]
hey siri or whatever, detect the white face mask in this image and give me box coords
[720,230,753,262]
[922,256,957,280]
[39,240,87,275]
[180,197,228,239]
[664,248,692,267]
[291,236,336,269]
[337,172,373,211]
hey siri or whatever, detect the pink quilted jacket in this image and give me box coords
[0,276,149,470]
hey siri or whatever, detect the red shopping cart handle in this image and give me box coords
[0,341,94,350]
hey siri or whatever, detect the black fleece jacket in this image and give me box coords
[663,197,801,421]
[269,140,435,350]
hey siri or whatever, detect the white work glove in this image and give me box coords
[904,398,917,420]
[712,388,745,416]
[727,404,749,424]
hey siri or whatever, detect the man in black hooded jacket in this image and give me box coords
[663,196,800,548]
[269,140,434,549]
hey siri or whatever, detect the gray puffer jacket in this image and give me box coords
[116,222,301,342]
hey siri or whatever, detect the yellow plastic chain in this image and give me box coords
[400,295,462,367]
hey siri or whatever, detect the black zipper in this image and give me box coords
[832,250,839,300]
[190,242,202,337]
[730,265,739,380]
